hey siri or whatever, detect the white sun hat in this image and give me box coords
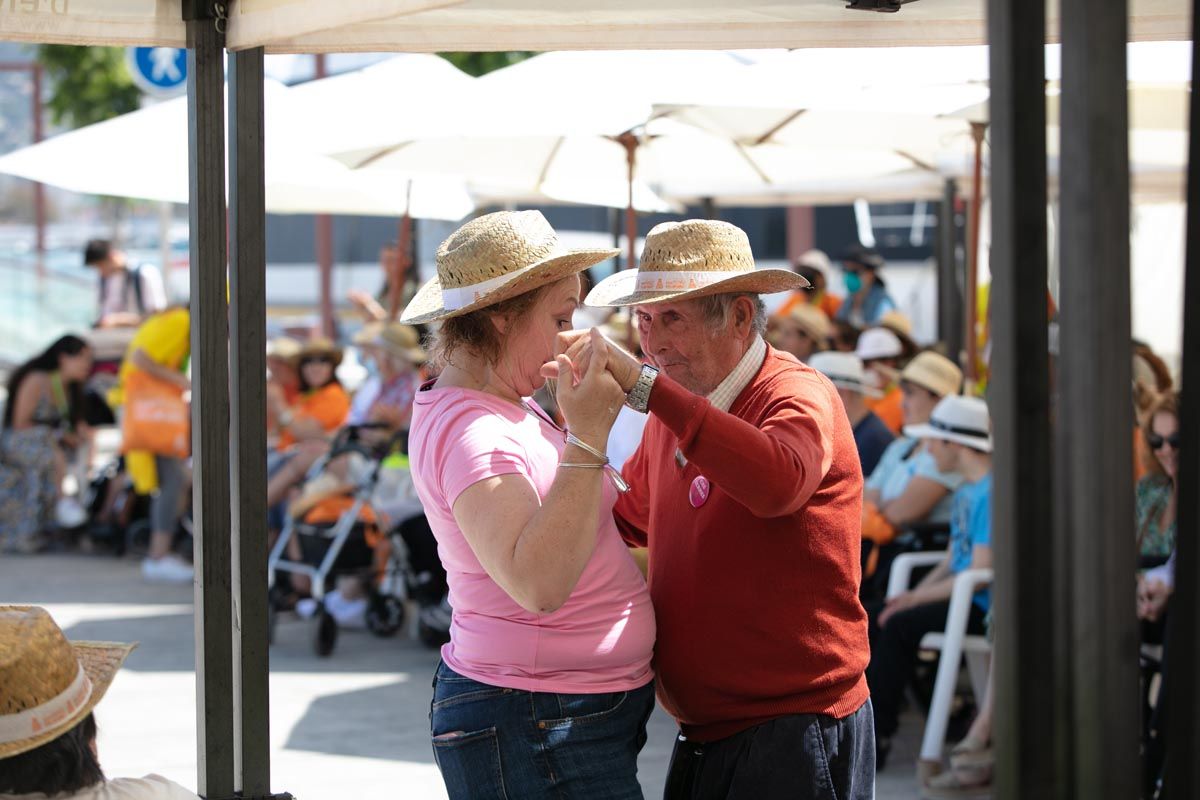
[904,395,993,452]
[808,351,882,397]
[855,326,904,361]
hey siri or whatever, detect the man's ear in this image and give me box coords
[733,296,755,338]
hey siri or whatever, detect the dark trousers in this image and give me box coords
[865,599,987,739]
[664,700,875,800]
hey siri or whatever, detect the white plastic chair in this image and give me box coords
[885,552,993,764]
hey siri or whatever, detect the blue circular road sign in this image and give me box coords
[126,47,188,97]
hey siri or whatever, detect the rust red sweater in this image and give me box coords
[616,346,870,742]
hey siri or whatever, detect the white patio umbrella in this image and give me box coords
[330,50,918,268]
[0,78,475,220]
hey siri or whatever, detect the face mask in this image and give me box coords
[844,272,863,294]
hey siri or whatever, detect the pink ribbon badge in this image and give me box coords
[689,475,711,508]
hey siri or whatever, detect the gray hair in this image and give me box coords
[692,293,768,339]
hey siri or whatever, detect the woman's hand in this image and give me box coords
[553,329,625,449]
[548,328,641,393]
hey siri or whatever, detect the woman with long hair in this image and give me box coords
[1136,392,1179,563]
[0,335,93,553]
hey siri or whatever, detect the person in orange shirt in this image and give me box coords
[774,249,843,320]
[856,327,906,434]
[265,338,351,509]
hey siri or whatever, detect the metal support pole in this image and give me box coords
[186,9,234,799]
[1164,1,1200,794]
[936,179,963,362]
[986,3,1057,798]
[228,47,271,798]
[31,63,44,281]
[314,54,336,338]
[1059,2,1139,798]
[618,131,638,271]
[965,122,987,385]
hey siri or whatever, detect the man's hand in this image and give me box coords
[543,328,641,393]
[878,591,919,628]
[1137,576,1171,622]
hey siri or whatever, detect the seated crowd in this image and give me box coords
[0,237,1183,800]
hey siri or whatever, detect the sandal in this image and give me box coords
[922,768,992,800]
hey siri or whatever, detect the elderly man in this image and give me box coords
[565,220,873,799]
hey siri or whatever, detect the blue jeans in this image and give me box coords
[664,700,876,800]
[430,660,656,799]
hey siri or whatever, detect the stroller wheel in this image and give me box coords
[313,608,338,657]
[366,595,405,638]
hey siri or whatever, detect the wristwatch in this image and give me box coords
[624,364,659,413]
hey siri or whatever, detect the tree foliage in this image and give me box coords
[36,45,141,129]
[438,51,536,77]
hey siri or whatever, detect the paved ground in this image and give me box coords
[0,553,925,799]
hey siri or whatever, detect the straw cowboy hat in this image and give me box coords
[585,219,808,308]
[904,395,993,452]
[400,210,619,325]
[293,337,344,368]
[808,351,882,397]
[900,351,964,398]
[372,322,427,364]
[786,303,833,345]
[0,606,136,759]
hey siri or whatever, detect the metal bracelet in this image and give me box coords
[558,461,607,469]
[564,432,608,463]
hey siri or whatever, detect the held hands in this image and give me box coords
[547,328,642,393]
[545,329,626,448]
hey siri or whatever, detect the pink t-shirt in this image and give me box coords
[409,384,655,694]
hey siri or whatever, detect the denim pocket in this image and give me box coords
[539,690,630,727]
[432,726,508,800]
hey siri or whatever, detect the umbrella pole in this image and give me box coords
[619,131,639,271]
[966,121,987,386]
[390,209,412,322]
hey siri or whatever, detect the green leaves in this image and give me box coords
[36,45,141,129]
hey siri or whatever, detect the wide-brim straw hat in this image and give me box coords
[785,303,833,344]
[585,219,808,308]
[373,322,427,364]
[904,395,993,452]
[900,351,964,398]
[293,337,344,368]
[266,336,302,361]
[808,351,882,398]
[0,606,136,759]
[401,210,618,325]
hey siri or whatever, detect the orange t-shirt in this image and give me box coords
[866,386,905,435]
[278,382,350,449]
[775,291,842,320]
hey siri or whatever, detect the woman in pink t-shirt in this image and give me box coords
[402,211,656,800]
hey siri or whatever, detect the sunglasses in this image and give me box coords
[300,356,334,367]
[1147,432,1181,451]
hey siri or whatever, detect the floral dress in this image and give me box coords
[1135,474,1176,560]
[0,393,62,551]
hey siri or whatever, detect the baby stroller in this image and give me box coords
[267,423,413,657]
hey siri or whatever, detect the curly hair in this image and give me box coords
[428,283,554,368]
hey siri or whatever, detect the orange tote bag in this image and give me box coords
[121,370,190,459]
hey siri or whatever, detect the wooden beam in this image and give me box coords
[1058,2,1139,798]
[186,12,234,799]
[986,2,1058,797]
[228,46,271,799]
